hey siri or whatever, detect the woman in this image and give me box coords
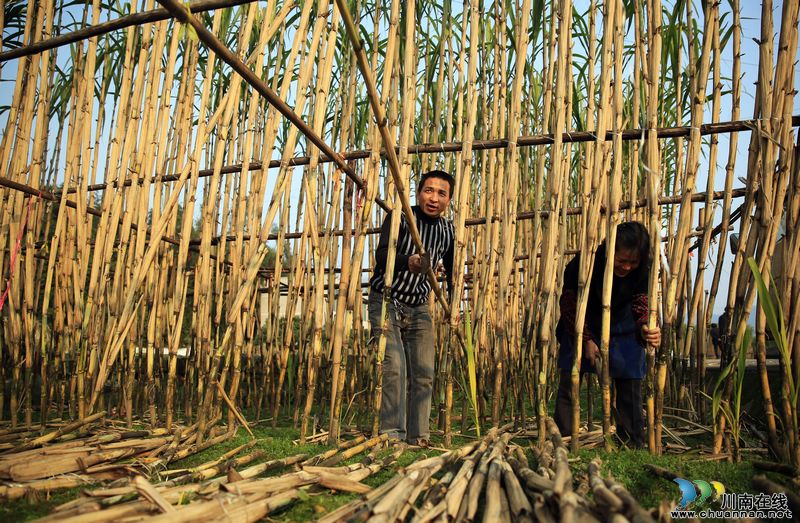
[554,221,661,447]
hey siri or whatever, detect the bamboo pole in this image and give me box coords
[445,0,480,445]
[598,0,625,444]
[643,0,664,455]
[35,115,794,200]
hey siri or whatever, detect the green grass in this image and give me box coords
[169,426,327,470]
[0,485,95,522]
[572,447,758,508]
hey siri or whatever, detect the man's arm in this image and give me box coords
[374,213,410,273]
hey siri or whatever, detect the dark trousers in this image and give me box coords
[554,370,645,448]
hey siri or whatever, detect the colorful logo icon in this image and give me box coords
[673,478,726,508]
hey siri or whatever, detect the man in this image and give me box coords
[368,170,455,447]
[554,221,661,448]
[709,322,721,358]
[717,309,731,356]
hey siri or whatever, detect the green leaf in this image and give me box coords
[747,257,794,395]
[733,324,750,418]
[187,25,199,43]
[181,1,199,43]
[463,305,480,437]
[711,356,735,430]
[747,259,780,346]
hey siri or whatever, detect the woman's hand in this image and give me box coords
[583,339,600,367]
[641,325,661,346]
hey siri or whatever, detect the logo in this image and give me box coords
[673,478,726,508]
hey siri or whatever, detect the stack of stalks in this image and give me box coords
[320,421,670,523]
[0,414,237,500]
[33,432,393,522]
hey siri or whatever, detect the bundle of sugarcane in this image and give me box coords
[538,419,662,523]
[318,419,662,523]
[35,434,403,522]
[0,417,234,500]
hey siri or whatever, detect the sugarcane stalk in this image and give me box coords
[643,0,664,454]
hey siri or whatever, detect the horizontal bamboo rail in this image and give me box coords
[200,187,748,243]
[50,115,800,197]
[0,176,182,246]
[1,173,746,249]
[0,172,747,249]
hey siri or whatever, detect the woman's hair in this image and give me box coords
[615,221,650,264]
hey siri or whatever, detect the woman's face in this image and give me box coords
[613,248,641,278]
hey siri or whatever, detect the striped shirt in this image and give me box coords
[370,205,455,306]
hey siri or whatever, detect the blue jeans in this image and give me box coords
[368,291,435,441]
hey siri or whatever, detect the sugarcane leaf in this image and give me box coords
[747,257,793,394]
[768,265,800,404]
[712,343,736,391]
[711,356,735,428]
[530,0,544,44]
[747,259,779,345]
[718,401,734,430]
[463,305,480,437]
[180,1,199,43]
[734,324,750,418]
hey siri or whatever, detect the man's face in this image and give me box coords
[417,177,452,217]
[613,248,641,278]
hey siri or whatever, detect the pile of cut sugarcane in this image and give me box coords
[322,421,671,523]
[0,412,239,501]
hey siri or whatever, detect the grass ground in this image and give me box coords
[0,421,787,523]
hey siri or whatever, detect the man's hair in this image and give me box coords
[616,221,650,263]
[419,170,456,197]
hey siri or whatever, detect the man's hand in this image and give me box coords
[408,254,430,274]
[642,325,661,346]
[408,254,424,274]
[583,339,600,367]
